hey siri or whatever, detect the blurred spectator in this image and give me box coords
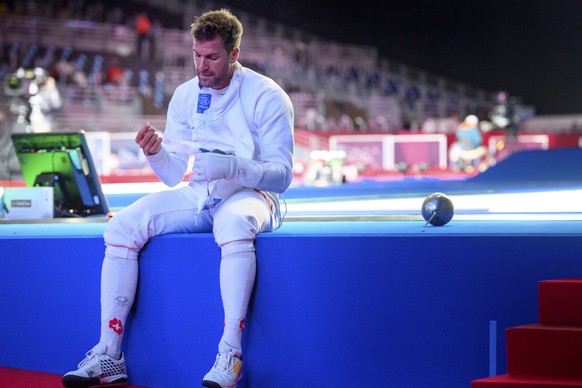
[105,57,125,85]
[135,12,153,60]
[490,90,519,139]
[421,115,439,133]
[53,57,75,84]
[448,114,488,172]
[71,67,88,89]
[104,57,131,103]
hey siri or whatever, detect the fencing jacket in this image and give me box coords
[146,62,295,216]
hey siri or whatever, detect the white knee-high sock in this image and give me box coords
[99,254,138,359]
[218,241,256,357]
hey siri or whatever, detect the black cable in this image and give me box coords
[4,142,15,182]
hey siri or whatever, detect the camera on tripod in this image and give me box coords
[4,67,47,98]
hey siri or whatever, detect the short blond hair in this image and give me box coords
[190,9,243,54]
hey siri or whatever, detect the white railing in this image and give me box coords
[50,112,166,133]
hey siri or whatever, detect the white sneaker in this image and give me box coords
[201,351,243,388]
[62,343,128,387]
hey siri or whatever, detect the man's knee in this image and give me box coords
[104,213,131,243]
[220,240,255,258]
[213,211,261,245]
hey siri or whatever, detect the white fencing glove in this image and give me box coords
[190,151,263,188]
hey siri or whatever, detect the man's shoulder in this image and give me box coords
[240,66,279,89]
[239,65,289,100]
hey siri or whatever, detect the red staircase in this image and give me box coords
[472,278,582,387]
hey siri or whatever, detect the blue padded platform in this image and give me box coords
[1,218,582,387]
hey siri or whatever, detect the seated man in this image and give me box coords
[449,114,488,172]
[62,9,294,388]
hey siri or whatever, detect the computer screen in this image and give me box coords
[11,131,110,217]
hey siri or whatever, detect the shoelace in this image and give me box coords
[77,350,97,368]
[215,351,235,371]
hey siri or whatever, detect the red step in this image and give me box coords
[472,279,582,387]
[506,323,582,379]
[539,278,582,324]
[472,374,582,387]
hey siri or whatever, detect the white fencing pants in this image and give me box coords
[98,186,276,358]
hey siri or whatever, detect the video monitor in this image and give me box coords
[11,131,110,217]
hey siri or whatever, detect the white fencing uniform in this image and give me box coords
[98,62,294,359]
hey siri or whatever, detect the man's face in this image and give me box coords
[192,36,238,89]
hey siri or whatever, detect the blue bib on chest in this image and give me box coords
[196,93,212,113]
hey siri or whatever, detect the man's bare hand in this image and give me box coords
[136,123,163,155]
